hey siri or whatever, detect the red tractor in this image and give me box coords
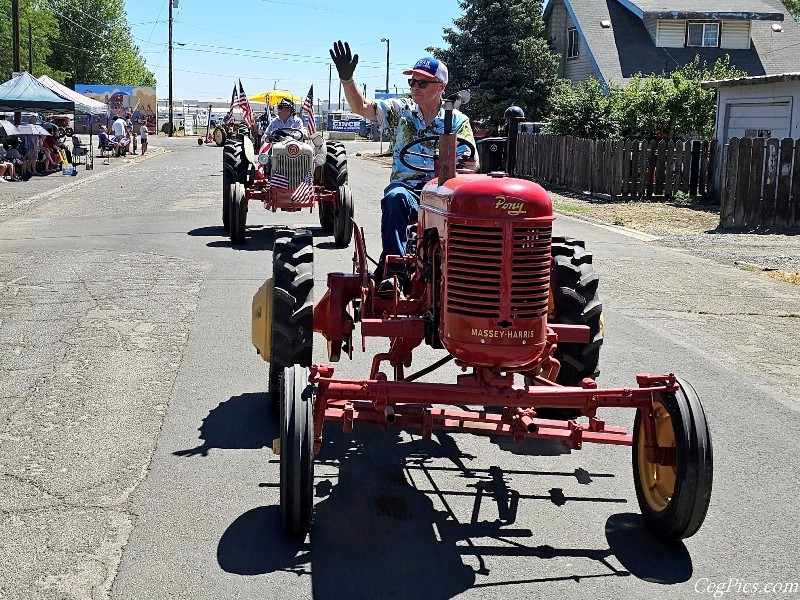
[222,123,354,247]
[252,95,713,541]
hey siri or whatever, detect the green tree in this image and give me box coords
[546,78,621,138]
[428,0,559,125]
[783,0,800,20]
[46,0,155,87]
[0,0,64,81]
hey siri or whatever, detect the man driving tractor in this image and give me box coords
[264,98,305,140]
[329,40,479,293]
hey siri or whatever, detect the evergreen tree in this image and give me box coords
[428,0,559,125]
[783,0,800,20]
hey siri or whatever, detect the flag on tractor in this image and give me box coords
[236,79,255,126]
[301,85,316,134]
[270,171,289,189]
[223,83,236,125]
[291,170,315,203]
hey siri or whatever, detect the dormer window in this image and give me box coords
[686,22,720,47]
[567,27,579,59]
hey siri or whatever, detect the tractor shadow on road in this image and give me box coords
[188,224,339,252]
[215,426,694,595]
[172,391,276,457]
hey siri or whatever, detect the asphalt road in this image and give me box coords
[1,138,798,600]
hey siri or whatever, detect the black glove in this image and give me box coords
[329,40,359,81]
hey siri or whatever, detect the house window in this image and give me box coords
[686,22,720,47]
[567,27,579,59]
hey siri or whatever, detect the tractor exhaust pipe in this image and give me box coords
[384,405,396,424]
[504,106,524,177]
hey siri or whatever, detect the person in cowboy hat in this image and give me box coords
[329,40,478,292]
[264,97,305,140]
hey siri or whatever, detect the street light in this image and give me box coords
[380,37,390,94]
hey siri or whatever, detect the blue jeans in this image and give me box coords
[380,180,424,275]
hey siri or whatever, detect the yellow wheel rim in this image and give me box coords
[637,400,677,512]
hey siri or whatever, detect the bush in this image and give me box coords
[546,56,746,140]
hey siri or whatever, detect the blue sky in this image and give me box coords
[125,0,465,102]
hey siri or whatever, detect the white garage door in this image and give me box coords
[726,101,791,140]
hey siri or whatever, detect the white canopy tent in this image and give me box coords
[37,75,107,115]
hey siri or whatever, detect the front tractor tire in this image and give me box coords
[268,229,314,413]
[333,184,354,247]
[229,183,247,245]
[633,378,713,541]
[280,365,315,537]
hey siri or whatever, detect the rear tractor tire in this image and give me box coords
[530,236,604,419]
[222,140,248,231]
[268,229,314,413]
[321,141,349,235]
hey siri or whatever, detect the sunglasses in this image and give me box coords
[408,79,437,89]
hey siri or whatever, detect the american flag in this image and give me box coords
[270,171,289,189]
[301,85,316,134]
[291,170,315,203]
[223,83,236,125]
[235,79,254,126]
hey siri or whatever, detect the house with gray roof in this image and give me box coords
[543,0,800,86]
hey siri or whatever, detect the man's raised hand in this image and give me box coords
[329,41,358,81]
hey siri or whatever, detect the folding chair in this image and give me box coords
[98,139,114,164]
[72,136,88,165]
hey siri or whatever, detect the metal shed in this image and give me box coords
[702,72,800,198]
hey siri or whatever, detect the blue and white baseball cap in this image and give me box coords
[403,57,448,85]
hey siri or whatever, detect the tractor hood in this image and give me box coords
[421,173,554,222]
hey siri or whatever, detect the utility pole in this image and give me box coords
[381,37,390,94]
[28,23,33,74]
[327,64,332,119]
[12,0,22,124]
[168,0,174,137]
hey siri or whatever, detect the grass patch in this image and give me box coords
[613,215,626,226]
[672,191,703,206]
[767,271,800,286]
[556,204,590,214]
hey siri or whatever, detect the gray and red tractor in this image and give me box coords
[251,94,713,541]
[221,121,354,247]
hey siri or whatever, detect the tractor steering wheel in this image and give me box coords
[270,128,305,142]
[398,135,476,173]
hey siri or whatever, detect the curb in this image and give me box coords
[554,209,660,242]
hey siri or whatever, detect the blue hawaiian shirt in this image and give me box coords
[373,98,478,184]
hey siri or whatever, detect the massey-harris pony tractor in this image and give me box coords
[252,93,713,540]
[221,121,354,247]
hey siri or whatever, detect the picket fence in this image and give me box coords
[516,133,715,201]
[720,137,800,229]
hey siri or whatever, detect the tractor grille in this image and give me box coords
[272,153,313,189]
[446,223,551,319]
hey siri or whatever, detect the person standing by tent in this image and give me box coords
[139,122,148,156]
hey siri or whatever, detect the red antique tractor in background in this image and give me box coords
[251,93,713,541]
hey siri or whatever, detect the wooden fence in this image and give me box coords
[720,137,800,229]
[516,134,715,201]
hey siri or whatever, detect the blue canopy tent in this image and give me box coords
[0,72,75,113]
